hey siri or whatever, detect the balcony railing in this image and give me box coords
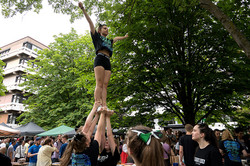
[6,83,25,91]
[0,103,27,112]
[0,47,38,60]
[4,64,27,75]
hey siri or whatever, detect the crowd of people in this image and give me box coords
[0,115,249,166]
[0,1,249,166]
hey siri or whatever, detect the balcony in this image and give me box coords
[0,47,38,60]
[0,103,27,112]
[6,83,25,91]
[4,64,27,75]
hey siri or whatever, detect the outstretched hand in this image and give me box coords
[125,34,129,38]
[78,2,84,9]
[106,110,114,117]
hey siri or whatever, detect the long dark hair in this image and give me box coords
[60,132,88,166]
[197,124,218,147]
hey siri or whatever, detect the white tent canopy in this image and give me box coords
[0,125,20,136]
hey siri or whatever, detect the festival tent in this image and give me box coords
[0,125,20,136]
[0,122,11,128]
[37,125,74,137]
[16,122,45,136]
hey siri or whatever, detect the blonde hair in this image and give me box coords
[221,129,234,141]
[126,125,165,166]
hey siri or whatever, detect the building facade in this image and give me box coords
[0,37,48,128]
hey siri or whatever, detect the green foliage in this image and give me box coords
[99,0,249,126]
[17,29,96,129]
[6,0,249,128]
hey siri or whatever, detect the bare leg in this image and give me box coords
[94,66,105,105]
[101,70,111,108]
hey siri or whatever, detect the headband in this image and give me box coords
[131,130,162,145]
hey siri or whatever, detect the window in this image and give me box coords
[19,58,29,65]
[0,49,10,56]
[23,42,42,51]
[7,114,19,124]
[15,75,26,83]
[11,94,27,103]
[23,42,32,50]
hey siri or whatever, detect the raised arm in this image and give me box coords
[106,110,116,156]
[78,2,95,34]
[86,112,100,138]
[113,34,129,44]
[94,111,106,146]
[82,103,100,133]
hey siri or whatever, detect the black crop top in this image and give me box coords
[91,31,113,57]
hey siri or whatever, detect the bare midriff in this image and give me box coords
[97,49,110,57]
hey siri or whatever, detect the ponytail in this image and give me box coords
[60,141,74,166]
[60,132,88,166]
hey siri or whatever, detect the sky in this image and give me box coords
[0,3,96,47]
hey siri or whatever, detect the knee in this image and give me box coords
[103,82,108,89]
[96,82,103,89]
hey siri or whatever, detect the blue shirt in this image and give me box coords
[59,143,68,158]
[28,144,41,163]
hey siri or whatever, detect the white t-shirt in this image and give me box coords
[0,142,6,148]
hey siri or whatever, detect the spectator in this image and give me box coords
[192,123,222,166]
[7,138,17,162]
[59,134,69,159]
[179,124,198,166]
[0,147,11,166]
[28,137,42,166]
[37,138,58,166]
[24,139,30,161]
[219,129,249,166]
[162,137,171,166]
[235,127,248,150]
[15,140,26,161]
[214,129,221,146]
[126,125,165,166]
[51,135,62,163]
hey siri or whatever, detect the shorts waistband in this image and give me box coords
[97,53,110,59]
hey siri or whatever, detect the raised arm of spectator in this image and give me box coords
[106,110,116,156]
[78,2,95,34]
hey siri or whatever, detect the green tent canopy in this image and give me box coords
[37,125,74,137]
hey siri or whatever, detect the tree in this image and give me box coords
[103,0,249,126]
[17,29,96,129]
[1,0,249,58]
[198,0,250,57]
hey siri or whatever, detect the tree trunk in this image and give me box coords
[199,0,250,58]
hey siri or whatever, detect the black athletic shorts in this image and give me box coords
[94,53,111,71]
